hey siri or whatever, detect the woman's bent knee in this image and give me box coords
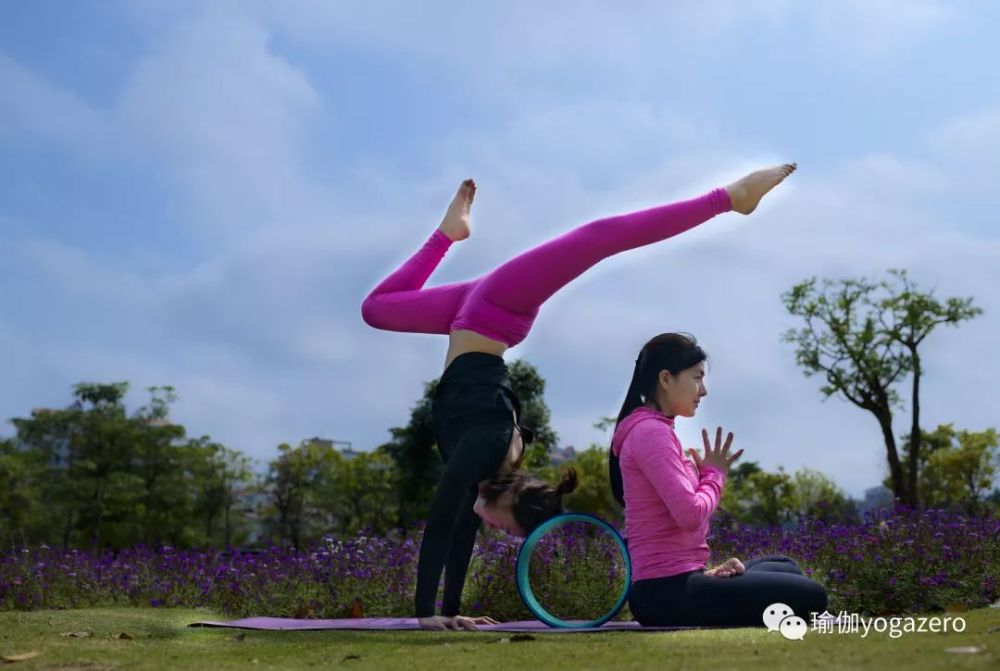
[798,581,828,615]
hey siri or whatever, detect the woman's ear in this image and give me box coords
[658,369,672,390]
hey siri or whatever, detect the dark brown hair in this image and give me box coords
[480,466,579,535]
[608,332,709,507]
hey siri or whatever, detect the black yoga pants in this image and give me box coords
[627,555,829,627]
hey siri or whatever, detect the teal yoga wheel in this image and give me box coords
[515,512,632,628]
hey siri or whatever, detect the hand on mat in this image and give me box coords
[688,426,743,477]
[705,557,745,578]
[418,615,500,631]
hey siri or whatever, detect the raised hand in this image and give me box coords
[688,426,743,477]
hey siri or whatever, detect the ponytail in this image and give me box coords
[609,360,645,507]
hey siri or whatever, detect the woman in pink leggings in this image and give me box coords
[361,164,797,631]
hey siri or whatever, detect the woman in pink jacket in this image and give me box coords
[611,332,829,626]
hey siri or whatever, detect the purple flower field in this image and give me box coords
[1,507,997,620]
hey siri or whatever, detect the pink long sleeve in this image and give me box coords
[627,421,726,532]
[612,406,727,580]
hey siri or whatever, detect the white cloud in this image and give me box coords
[0,54,110,152]
[114,8,324,240]
[812,0,954,63]
[2,1,997,502]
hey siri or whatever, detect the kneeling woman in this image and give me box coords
[610,333,828,627]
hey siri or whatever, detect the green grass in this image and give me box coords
[0,607,997,670]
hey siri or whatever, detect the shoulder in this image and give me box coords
[619,413,678,454]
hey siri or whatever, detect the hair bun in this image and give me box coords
[555,467,579,497]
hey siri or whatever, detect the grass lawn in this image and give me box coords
[0,607,997,670]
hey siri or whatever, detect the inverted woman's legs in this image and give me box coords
[449,188,736,345]
[362,189,732,341]
[361,228,474,334]
[465,162,798,319]
[364,165,797,344]
[361,181,475,335]
[466,188,732,316]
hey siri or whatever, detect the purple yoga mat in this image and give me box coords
[188,617,703,633]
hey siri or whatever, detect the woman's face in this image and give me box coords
[660,361,707,417]
[473,491,525,537]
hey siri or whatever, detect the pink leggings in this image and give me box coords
[361,187,731,347]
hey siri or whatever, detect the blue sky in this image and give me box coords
[2,1,998,498]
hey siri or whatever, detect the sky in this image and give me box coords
[2,0,998,498]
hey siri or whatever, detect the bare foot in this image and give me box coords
[438,178,476,241]
[725,163,797,215]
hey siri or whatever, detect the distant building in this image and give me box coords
[340,447,364,460]
[855,485,894,514]
[233,485,270,545]
[14,407,70,467]
[305,437,333,451]
[549,445,577,466]
[304,437,362,460]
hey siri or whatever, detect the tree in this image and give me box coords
[719,462,854,526]
[128,386,191,547]
[10,383,135,549]
[719,461,764,523]
[788,468,856,523]
[379,380,441,529]
[323,448,400,536]
[0,436,45,545]
[781,268,981,506]
[507,360,559,469]
[266,441,333,550]
[190,437,254,546]
[5,381,263,550]
[537,445,621,526]
[890,423,999,513]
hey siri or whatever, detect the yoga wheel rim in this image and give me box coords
[515,512,632,628]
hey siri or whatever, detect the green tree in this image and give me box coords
[318,448,400,537]
[379,380,440,529]
[127,386,192,547]
[189,437,254,546]
[507,360,559,469]
[0,436,45,545]
[265,440,336,550]
[537,445,621,526]
[6,382,262,550]
[788,468,856,523]
[746,469,794,526]
[10,383,134,549]
[719,461,764,523]
[889,423,999,513]
[781,268,981,507]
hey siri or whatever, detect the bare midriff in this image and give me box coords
[443,329,509,372]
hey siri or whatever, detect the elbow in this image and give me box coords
[677,515,703,533]
[675,505,709,532]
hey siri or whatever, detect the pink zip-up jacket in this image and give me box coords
[611,406,727,581]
